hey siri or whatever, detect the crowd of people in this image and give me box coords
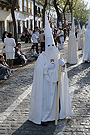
[0,14,89,80]
[0,31,29,80]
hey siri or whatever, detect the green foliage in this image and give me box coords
[54,0,89,25]
[72,0,89,25]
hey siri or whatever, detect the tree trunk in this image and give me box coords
[53,0,62,27]
[53,0,69,28]
[42,0,47,28]
[11,0,18,44]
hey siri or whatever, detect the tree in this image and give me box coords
[53,0,70,27]
[53,0,89,27]
[72,0,88,27]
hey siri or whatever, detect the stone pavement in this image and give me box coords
[0,39,90,135]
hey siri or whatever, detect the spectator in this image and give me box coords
[60,28,64,49]
[29,29,33,43]
[39,30,45,53]
[2,31,8,60]
[56,28,61,45]
[53,35,57,47]
[0,55,12,80]
[4,33,16,68]
[32,30,39,54]
[63,27,67,41]
[2,31,8,43]
[25,29,29,43]
[31,45,38,59]
[15,43,27,64]
[35,27,40,42]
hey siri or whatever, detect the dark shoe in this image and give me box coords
[85,61,88,63]
[41,122,48,126]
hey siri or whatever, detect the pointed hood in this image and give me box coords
[45,12,55,50]
[71,17,75,35]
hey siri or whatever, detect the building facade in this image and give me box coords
[15,0,44,37]
[0,0,57,40]
[0,0,14,40]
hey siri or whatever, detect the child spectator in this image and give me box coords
[16,43,27,64]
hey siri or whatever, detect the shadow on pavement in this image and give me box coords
[12,118,72,135]
[67,63,90,79]
[12,120,56,135]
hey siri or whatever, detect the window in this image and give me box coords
[18,21,21,34]
[7,22,13,34]
[0,21,4,40]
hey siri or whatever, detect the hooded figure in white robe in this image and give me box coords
[81,25,86,51]
[28,12,72,125]
[67,17,77,64]
[78,24,82,50]
[83,14,90,62]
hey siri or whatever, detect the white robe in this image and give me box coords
[67,33,77,64]
[28,52,72,124]
[83,29,90,61]
[78,32,82,50]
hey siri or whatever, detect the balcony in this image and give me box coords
[22,6,27,12]
[28,8,31,13]
[22,6,31,14]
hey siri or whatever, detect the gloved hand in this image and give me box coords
[48,63,55,69]
[59,59,65,66]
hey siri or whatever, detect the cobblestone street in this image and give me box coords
[0,39,90,135]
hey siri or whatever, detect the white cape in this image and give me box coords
[28,52,72,124]
[67,34,77,64]
[83,29,90,61]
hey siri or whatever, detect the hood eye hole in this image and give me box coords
[52,44,54,46]
[48,45,50,47]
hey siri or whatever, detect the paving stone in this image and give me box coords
[0,39,90,134]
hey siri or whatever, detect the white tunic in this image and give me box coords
[83,28,90,61]
[28,51,72,124]
[67,33,77,64]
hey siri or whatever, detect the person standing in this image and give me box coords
[83,14,90,63]
[2,31,8,60]
[63,27,67,41]
[32,30,39,54]
[56,28,61,47]
[60,28,64,49]
[78,24,82,50]
[81,25,86,52]
[39,30,45,53]
[4,33,16,68]
[67,18,77,64]
[28,12,72,126]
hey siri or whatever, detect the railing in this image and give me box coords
[22,6,27,12]
[28,8,31,13]
[22,6,31,13]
